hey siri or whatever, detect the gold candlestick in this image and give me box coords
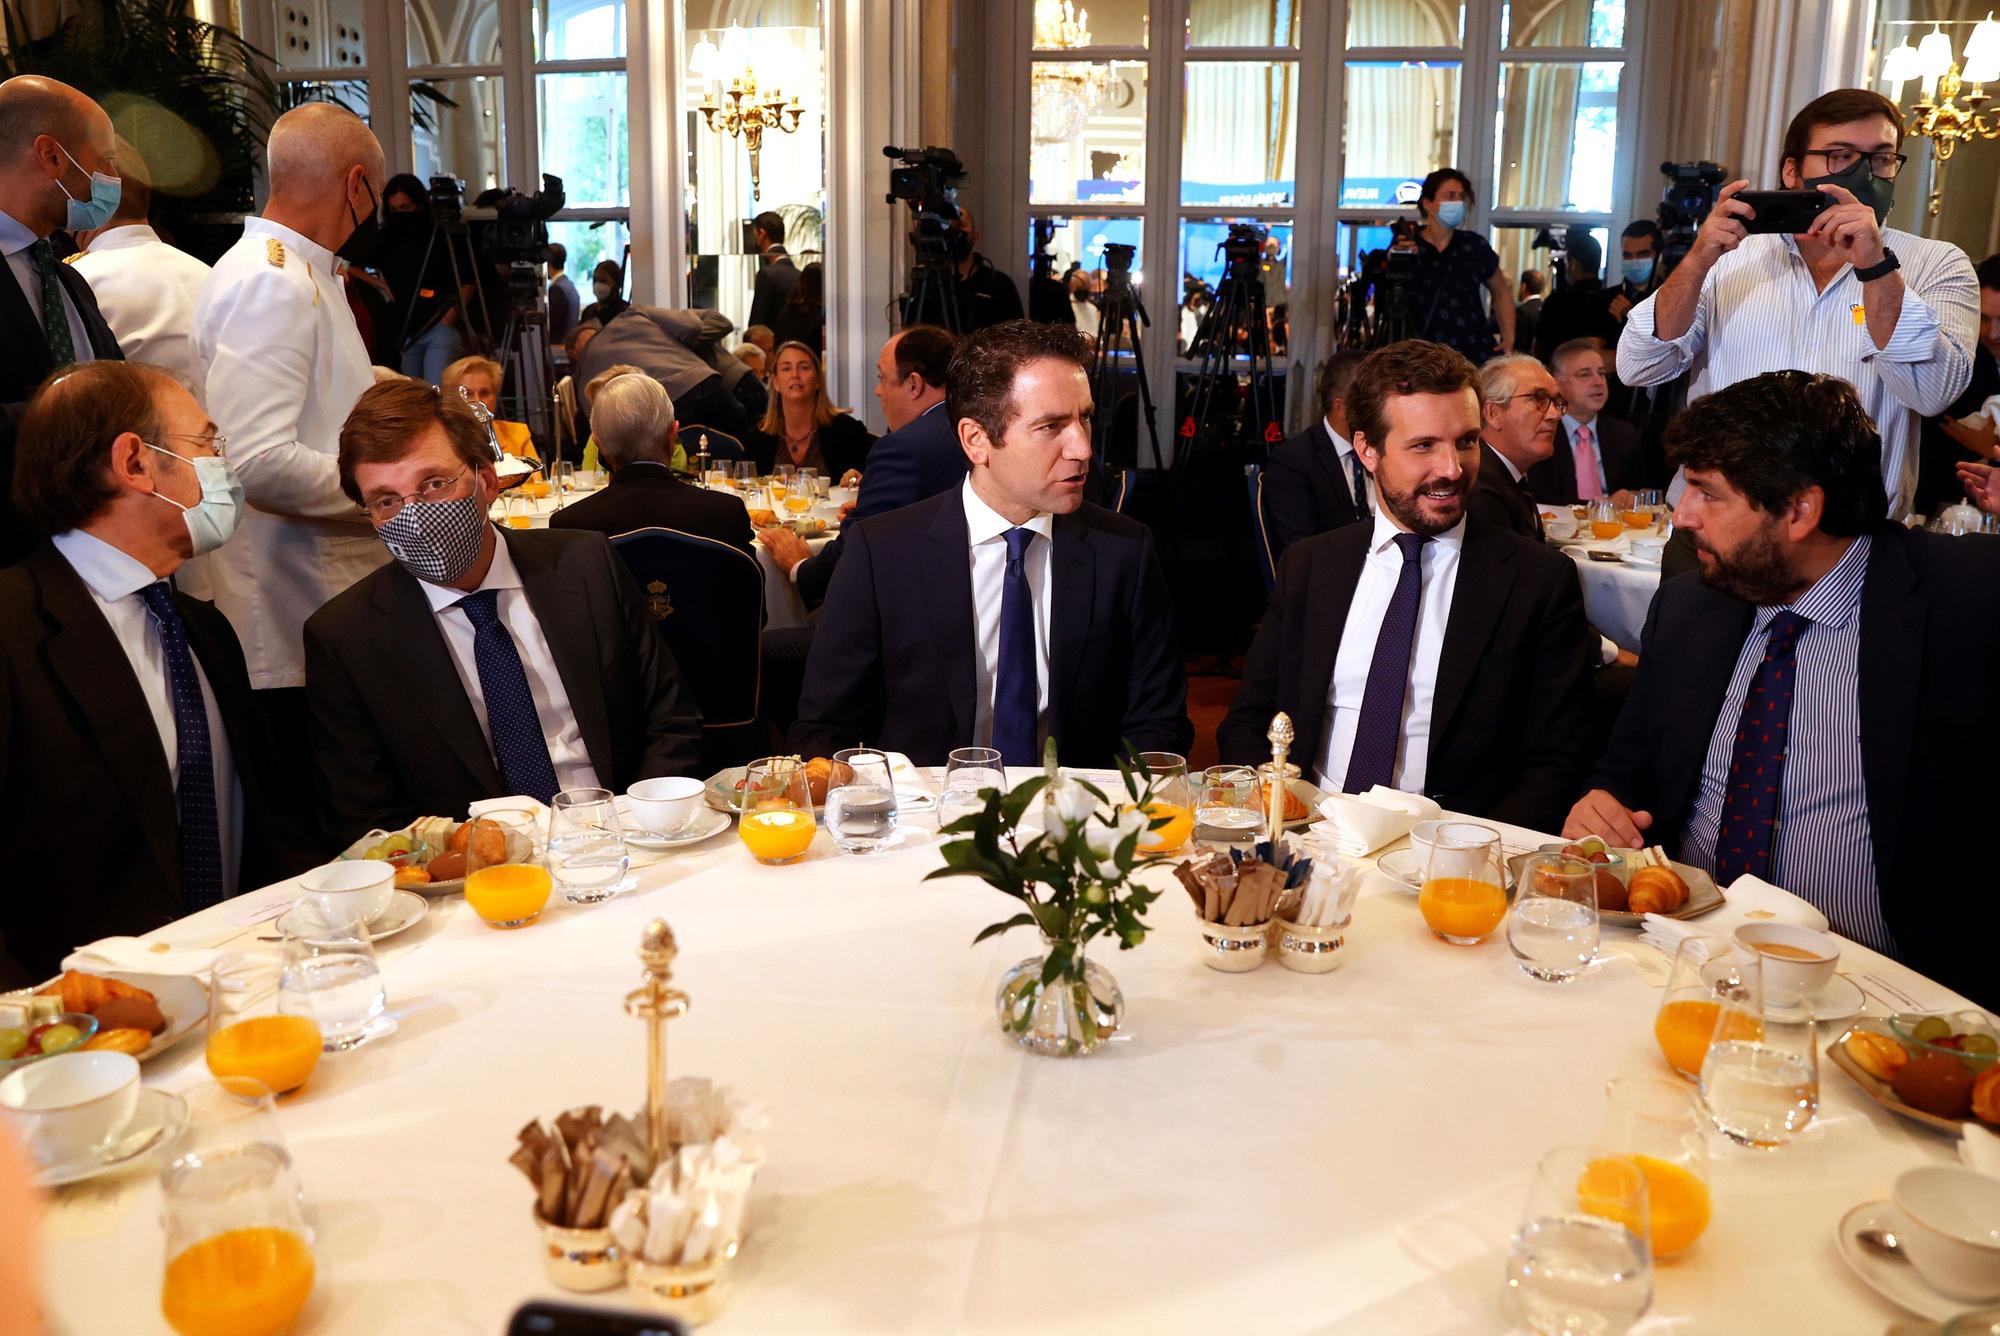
[624,919,689,1165]
[1265,712,1294,847]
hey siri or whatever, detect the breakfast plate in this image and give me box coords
[35,1087,188,1190]
[1835,1200,1960,1321]
[615,800,731,851]
[1828,1017,1997,1136]
[4,972,208,1069]
[704,763,937,815]
[1503,852,1724,928]
[273,889,429,944]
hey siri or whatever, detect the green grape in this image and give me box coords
[0,1027,25,1060]
[1911,1016,1952,1045]
[1960,1032,1998,1057]
[37,1023,82,1054]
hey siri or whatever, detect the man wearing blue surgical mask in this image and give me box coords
[1407,167,1516,365]
[0,75,129,567]
[0,362,305,987]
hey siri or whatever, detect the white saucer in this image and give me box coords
[1376,848,1423,893]
[618,803,731,851]
[1836,1199,1962,1321]
[275,889,429,944]
[1768,974,1867,1025]
[36,1087,188,1188]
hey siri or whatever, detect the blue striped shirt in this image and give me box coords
[1679,535,1890,953]
[1618,230,1979,520]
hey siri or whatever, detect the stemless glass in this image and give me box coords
[547,787,632,904]
[277,909,391,1052]
[1654,938,1763,1082]
[826,748,899,853]
[1699,997,1818,1150]
[940,746,1005,828]
[1589,497,1625,540]
[206,958,321,1098]
[738,757,816,864]
[551,460,576,498]
[1508,852,1599,981]
[1418,822,1508,945]
[504,492,536,530]
[1601,1075,1712,1260]
[1195,764,1261,837]
[1504,1146,1653,1336]
[1133,751,1193,854]
[161,1079,314,1336]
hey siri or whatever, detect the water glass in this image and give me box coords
[1601,1075,1712,1259]
[547,787,632,904]
[1699,997,1818,1150]
[551,460,575,497]
[1132,751,1192,854]
[161,1079,314,1336]
[1504,1146,1653,1336]
[1508,852,1599,982]
[826,748,899,853]
[277,911,390,1052]
[1653,937,1762,1082]
[940,746,1004,828]
[1195,764,1261,836]
[732,460,757,488]
[1418,821,1507,945]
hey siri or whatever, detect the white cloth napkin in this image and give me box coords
[1637,874,1829,959]
[1962,1123,2000,1180]
[1314,786,1442,857]
[63,937,225,978]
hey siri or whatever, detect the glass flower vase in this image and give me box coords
[994,942,1124,1057]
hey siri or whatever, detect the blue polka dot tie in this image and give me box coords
[140,583,222,913]
[455,589,560,803]
[1713,610,1810,885]
[991,527,1039,767]
[1344,531,1429,793]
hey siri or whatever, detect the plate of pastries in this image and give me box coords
[1832,1012,2000,1134]
[1507,841,1724,927]
[706,756,851,814]
[339,815,535,895]
[1,969,203,1069]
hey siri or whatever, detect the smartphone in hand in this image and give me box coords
[1736,190,1836,235]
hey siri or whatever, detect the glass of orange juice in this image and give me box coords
[1588,498,1625,540]
[1418,822,1509,945]
[739,757,816,864]
[1132,751,1193,854]
[465,863,554,928]
[1654,937,1763,1081]
[1601,1074,1712,1259]
[504,493,536,530]
[205,961,321,1097]
[162,1079,314,1336]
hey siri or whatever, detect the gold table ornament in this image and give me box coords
[624,919,689,1166]
[1265,712,1295,846]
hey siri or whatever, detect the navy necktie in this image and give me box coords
[1348,452,1371,518]
[455,590,561,803]
[1343,531,1429,793]
[140,583,223,913]
[991,527,1040,767]
[1712,611,1810,885]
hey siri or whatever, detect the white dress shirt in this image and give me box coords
[50,529,242,897]
[1316,512,1464,791]
[418,532,600,793]
[0,207,96,363]
[1323,420,1372,511]
[963,478,1054,750]
[71,224,212,391]
[193,216,384,688]
[1617,229,1978,519]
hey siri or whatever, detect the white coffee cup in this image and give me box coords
[0,1050,141,1166]
[1734,923,1839,1008]
[1543,513,1579,541]
[1630,536,1667,564]
[1409,819,1448,859]
[300,859,394,926]
[1892,1166,2000,1301]
[627,777,704,836]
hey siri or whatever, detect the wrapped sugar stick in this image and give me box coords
[610,1188,648,1256]
[1294,857,1361,928]
[538,1144,567,1222]
[643,1184,691,1263]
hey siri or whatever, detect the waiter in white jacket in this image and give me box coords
[192,103,387,793]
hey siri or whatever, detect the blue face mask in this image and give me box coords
[1622,257,1656,286]
[1435,200,1467,229]
[54,141,121,233]
[145,444,242,556]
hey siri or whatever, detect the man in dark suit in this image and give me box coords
[1568,371,2000,1006]
[745,211,800,332]
[549,372,752,553]
[305,380,703,847]
[0,363,302,985]
[1220,340,1591,831]
[0,76,128,566]
[793,321,1191,767]
[1528,339,1645,503]
[1466,353,1559,539]
[1262,349,1371,559]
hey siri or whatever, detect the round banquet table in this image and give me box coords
[40,778,1978,1334]
[1555,528,1664,654]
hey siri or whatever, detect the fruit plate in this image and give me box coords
[335,819,534,896]
[703,763,937,816]
[2,971,205,1068]
[1828,1020,1982,1135]
[1503,852,1723,928]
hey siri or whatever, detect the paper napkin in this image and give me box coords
[1638,874,1829,959]
[63,937,227,978]
[1962,1123,2000,1181]
[1315,785,1442,857]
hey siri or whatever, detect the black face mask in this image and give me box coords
[1801,154,1895,228]
[337,178,382,266]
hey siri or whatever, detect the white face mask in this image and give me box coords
[144,445,242,556]
[593,281,615,301]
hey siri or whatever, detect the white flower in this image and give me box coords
[1083,805,1147,858]
[1048,774,1098,833]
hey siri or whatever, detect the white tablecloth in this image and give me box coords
[40,782,1976,1334]
[1558,530,1664,654]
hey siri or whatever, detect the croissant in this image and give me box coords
[1627,865,1689,915]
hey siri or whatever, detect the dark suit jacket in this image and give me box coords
[1587,525,2000,1008]
[792,492,1192,766]
[1526,416,1644,503]
[1465,441,1544,540]
[1262,422,1368,559]
[0,246,125,566]
[1218,517,1592,832]
[303,527,705,848]
[0,542,302,985]
[745,412,875,478]
[796,402,966,609]
[747,248,800,330]
[549,461,754,554]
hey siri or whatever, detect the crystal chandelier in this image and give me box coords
[1031,2,1112,145]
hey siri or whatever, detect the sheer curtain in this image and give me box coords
[1498,4,1590,209]
[1343,0,1463,186]
[1181,2,1296,198]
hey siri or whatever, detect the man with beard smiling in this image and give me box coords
[1219,339,1591,831]
[1566,370,2000,1005]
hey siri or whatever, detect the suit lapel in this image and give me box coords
[0,259,51,383]
[1432,522,1516,744]
[1050,512,1095,727]
[508,531,618,782]
[1856,533,1923,878]
[1295,532,1365,758]
[1304,434,1355,525]
[921,496,978,743]
[372,561,505,793]
[54,263,118,361]
[1551,424,1579,499]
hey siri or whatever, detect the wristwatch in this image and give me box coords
[1854,249,1901,282]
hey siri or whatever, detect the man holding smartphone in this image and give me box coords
[1617,88,1978,530]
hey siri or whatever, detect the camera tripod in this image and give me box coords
[1089,264,1162,471]
[904,247,963,335]
[1174,249,1280,481]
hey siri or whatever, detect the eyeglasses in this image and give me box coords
[1498,390,1568,414]
[159,432,227,458]
[1800,147,1908,180]
[365,466,469,523]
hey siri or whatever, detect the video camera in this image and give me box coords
[465,174,567,266]
[1103,241,1136,274]
[884,144,968,264]
[1658,160,1726,265]
[1218,222,1266,285]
